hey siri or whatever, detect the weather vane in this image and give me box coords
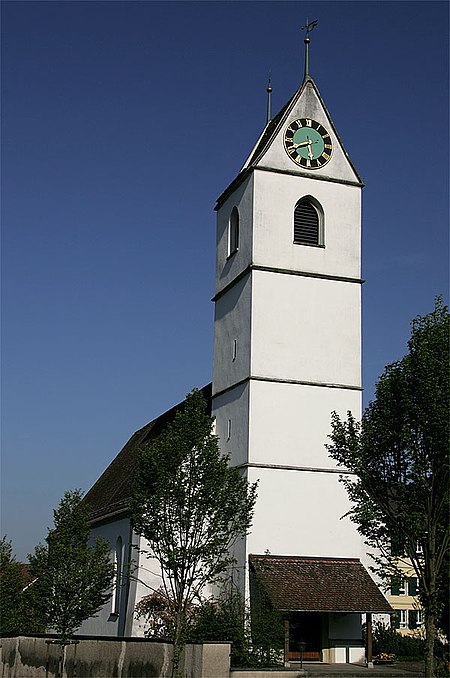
[301,19,318,78]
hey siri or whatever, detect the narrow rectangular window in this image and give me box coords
[227,419,232,441]
[232,339,237,361]
[228,207,239,256]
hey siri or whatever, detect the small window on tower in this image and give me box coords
[293,198,324,247]
[228,207,240,256]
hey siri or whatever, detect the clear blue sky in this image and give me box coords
[2,1,448,561]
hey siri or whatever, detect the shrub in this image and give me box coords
[189,590,284,668]
[370,622,425,660]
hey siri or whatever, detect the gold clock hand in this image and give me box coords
[292,138,318,149]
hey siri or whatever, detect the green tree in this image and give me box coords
[0,536,47,634]
[130,388,257,677]
[0,536,26,633]
[327,298,449,678]
[29,489,115,641]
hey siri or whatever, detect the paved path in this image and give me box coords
[300,661,424,677]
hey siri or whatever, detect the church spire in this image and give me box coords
[301,19,318,79]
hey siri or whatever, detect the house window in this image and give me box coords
[227,419,232,441]
[293,198,324,247]
[407,577,419,596]
[391,576,406,596]
[228,207,239,256]
[399,609,408,628]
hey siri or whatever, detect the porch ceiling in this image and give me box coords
[249,554,392,613]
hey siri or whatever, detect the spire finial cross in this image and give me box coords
[301,18,318,79]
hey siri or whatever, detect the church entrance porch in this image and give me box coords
[249,554,393,664]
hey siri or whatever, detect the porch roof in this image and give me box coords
[249,555,392,614]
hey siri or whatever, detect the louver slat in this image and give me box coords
[294,202,319,245]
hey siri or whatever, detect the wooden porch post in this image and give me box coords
[284,618,290,667]
[366,612,373,668]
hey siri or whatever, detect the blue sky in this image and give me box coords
[2,1,448,561]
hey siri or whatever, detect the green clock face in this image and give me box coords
[284,118,333,169]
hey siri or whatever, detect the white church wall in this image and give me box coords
[251,272,361,388]
[253,170,361,280]
[130,536,164,636]
[78,517,131,637]
[215,173,253,293]
[212,382,250,468]
[212,274,252,394]
[248,379,361,469]
[244,466,367,562]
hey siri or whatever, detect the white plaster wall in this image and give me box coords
[252,170,361,280]
[245,466,367,562]
[78,517,131,637]
[212,275,252,395]
[248,380,361,469]
[130,537,164,636]
[251,272,361,387]
[211,382,250,468]
[254,79,360,185]
[215,174,253,293]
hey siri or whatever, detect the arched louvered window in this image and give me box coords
[294,198,323,247]
[228,206,239,256]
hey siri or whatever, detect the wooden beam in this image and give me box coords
[284,618,290,667]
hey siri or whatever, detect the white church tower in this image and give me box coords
[211,31,383,661]
[80,27,391,656]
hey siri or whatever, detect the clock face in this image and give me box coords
[284,118,333,169]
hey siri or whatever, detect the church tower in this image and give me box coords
[212,36,366,587]
[80,28,391,653]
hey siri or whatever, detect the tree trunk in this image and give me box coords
[424,525,439,678]
[424,611,436,678]
[171,609,186,678]
[366,613,373,666]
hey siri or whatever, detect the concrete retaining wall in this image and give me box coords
[0,635,231,678]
